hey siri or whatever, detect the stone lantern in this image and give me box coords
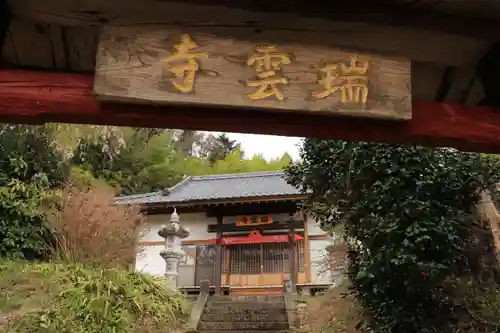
[158,208,190,287]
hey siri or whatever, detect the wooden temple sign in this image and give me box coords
[94,26,412,120]
[236,215,273,227]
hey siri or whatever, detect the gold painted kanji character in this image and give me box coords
[238,216,249,226]
[162,34,208,93]
[313,55,369,104]
[246,46,291,101]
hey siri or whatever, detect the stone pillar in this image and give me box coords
[159,208,190,287]
[295,301,309,330]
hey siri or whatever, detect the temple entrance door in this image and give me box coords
[223,241,305,287]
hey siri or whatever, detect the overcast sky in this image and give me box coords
[208,132,303,160]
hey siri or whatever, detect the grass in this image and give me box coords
[0,261,188,333]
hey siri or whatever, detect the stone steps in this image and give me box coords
[194,330,289,333]
[208,295,284,302]
[196,295,290,332]
[201,312,287,322]
[198,321,289,331]
[204,301,285,311]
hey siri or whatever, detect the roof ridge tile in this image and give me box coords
[190,170,285,181]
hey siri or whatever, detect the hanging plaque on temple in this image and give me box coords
[236,215,274,226]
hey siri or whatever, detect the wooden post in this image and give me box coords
[225,247,231,286]
[214,215,223,296]
[303,213,312,283]
[288,217,297,293]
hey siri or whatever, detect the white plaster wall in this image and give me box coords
[309,236,346,286]
[139,213,215,243]
[307,217,326,236]
[307,217,346,285]
[309,238,335,284]
[135,244,165,276]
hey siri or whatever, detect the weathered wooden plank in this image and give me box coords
[7,0,491,67]
[95,26,411,120]
[0,0,9,66]
[1,69,500,153]
[3,20,55,68]
[65,26,99,71]
[8,0,500,40]
[431,0,500,19]
[1,18,98,71]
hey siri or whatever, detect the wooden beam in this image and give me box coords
[1,69,500,153]
[205,201,300,218]
[0,0,10,66]
[10,0,500,39]
[208,220,304,233]
[7,1,492,67]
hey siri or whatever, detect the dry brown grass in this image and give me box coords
[47,184,145,268]
[306,282,363,333]
[305,238,364,333]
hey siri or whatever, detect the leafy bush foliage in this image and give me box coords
[285,140,500,332]
[48,185,145,268]
[0,262,187,333]
[0,125,69,260]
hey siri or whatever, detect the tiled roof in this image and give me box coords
[115,170,304,205]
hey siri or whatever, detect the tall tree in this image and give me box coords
[207,133,239,164]
[48,124,124,160]
[194,132,218,159]
[72,128,182,195]
[176,130,197,157]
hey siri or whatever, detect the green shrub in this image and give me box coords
[0,125,69,261]
[0,261,187,333]
[286,140,500,332]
